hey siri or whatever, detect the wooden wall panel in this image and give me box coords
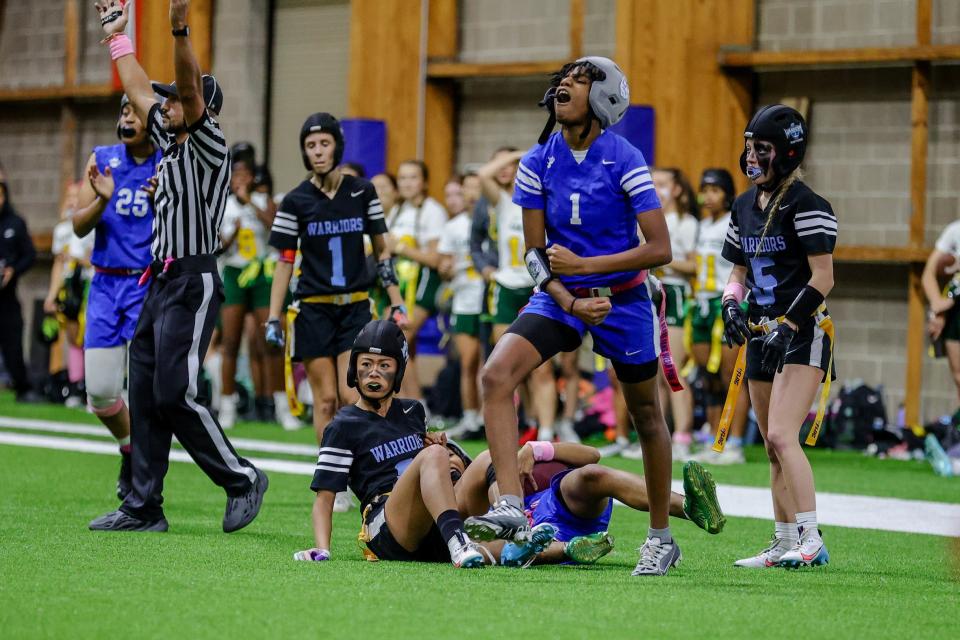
[138,0,213,83]
[616,0,754,188]
[423,0,457,197]
[348,0,423,176]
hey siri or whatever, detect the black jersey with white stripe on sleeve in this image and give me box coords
[310,399,428,510]
[269,175,386,297]
[722,182,837,320]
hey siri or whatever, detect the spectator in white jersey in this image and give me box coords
[651,167,698,458]
[923,219,960,411]
[477,147,561,442]
[386,160,448,405]
[437,176,485,437]
[688,169,749,465]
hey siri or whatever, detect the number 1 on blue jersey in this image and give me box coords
[569,192,582,225]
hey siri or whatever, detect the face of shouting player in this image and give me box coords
[118,104,150,147]
[744,138,777,187]
[304,132,337,177]
[356,353,398,403]
[554,66,591,127]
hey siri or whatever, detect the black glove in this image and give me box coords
[264,319,284,349]
[721,299,751,347]
[758,322,796,375]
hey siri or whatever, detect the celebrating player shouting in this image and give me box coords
[72,94,161,500]
[721,105,837,568]
[464,56,681,576]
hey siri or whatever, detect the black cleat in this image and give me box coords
[223,467,269,533]
[117,451,132,501]
[89,509,168,532]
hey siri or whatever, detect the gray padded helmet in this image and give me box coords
[576,56,630,128]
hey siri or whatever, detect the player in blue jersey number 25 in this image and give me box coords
[464,56,681,576]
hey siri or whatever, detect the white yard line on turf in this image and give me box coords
[1,419,959,537]
[0,416,320,456]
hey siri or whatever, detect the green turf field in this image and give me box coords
[1,393,957,639]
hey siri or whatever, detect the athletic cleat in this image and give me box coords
[925,434,954,477]
[734,536,792,568]
[447,531,485,568]
[556,418,580,443]
[500,523,558,568]
[779,529,829,569]
[682,461,726,534]
[690,446,745,465]
[621,443,644,460]
[223,467,269,533]
[631,536,681,576]
[564,531,615,564]
[116,450,132,502]
[464,499,530,542]
[89,509,168,532]
[333,491,355,513]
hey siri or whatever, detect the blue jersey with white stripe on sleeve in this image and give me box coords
[513,130,661,288]
[91,143,162,269]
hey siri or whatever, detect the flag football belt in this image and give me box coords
[712,303,833,452]
[568,271,683,393]
[357,493,391,562]
[282,304,305,418]
[94,265,145,276]
[300,291,370,306]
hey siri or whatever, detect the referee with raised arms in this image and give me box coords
[90,0,267,533]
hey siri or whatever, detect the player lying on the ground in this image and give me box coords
[294,319,485,568]
[455,443,725,567]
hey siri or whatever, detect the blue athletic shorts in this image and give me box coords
[525,468,613,543]
[84,272,148,348]
[520,285,660,365]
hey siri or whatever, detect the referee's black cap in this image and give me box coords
[152,74,224,115]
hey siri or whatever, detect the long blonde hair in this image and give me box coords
[753,168,803,258]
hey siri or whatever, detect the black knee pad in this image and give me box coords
[611,358,658,384]
[505,313,581,362]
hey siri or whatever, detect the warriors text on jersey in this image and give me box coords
[694,212,733,298]
[269,175,386,297]
[92,143,162,269]
[722,182,837,318]
[310,399,427,510]
[512,130,661,288]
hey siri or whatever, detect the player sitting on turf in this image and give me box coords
[293,319,485,568]
[455,443,725,567]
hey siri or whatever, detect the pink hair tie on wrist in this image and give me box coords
[723,282,747,304]
[108,34,134,61]
[529,440,555,462]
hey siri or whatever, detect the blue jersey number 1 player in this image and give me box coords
[464,57,681,576]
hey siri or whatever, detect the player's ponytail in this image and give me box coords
[753,168,803,259]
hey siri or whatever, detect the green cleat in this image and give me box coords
[682,461,726,534]
[564,532,615,564]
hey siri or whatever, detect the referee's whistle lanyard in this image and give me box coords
[137,257,175,287]
[711,304,834,452]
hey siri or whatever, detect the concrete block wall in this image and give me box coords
[760,68,913,247]
[757,0,916,50]
[0,1,67,88]
[211,0,269,156]
[455,78,548,169]
[0,105,64,232]
[928,66,960,246]
[77,2,112,85]
[455,0,616,165]
[459,0,614,63]
[933,0,960,44]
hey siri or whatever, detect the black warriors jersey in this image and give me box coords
[722,181,837,320]
[269,175,387,296]
[310,399,427,510]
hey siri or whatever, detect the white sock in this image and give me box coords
[796,511,818,536]
[775,521,799,543]
[462,409,478,425]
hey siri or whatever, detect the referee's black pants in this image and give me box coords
[121,255,257,521]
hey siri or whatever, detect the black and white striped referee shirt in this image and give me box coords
[147,104,231,260]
